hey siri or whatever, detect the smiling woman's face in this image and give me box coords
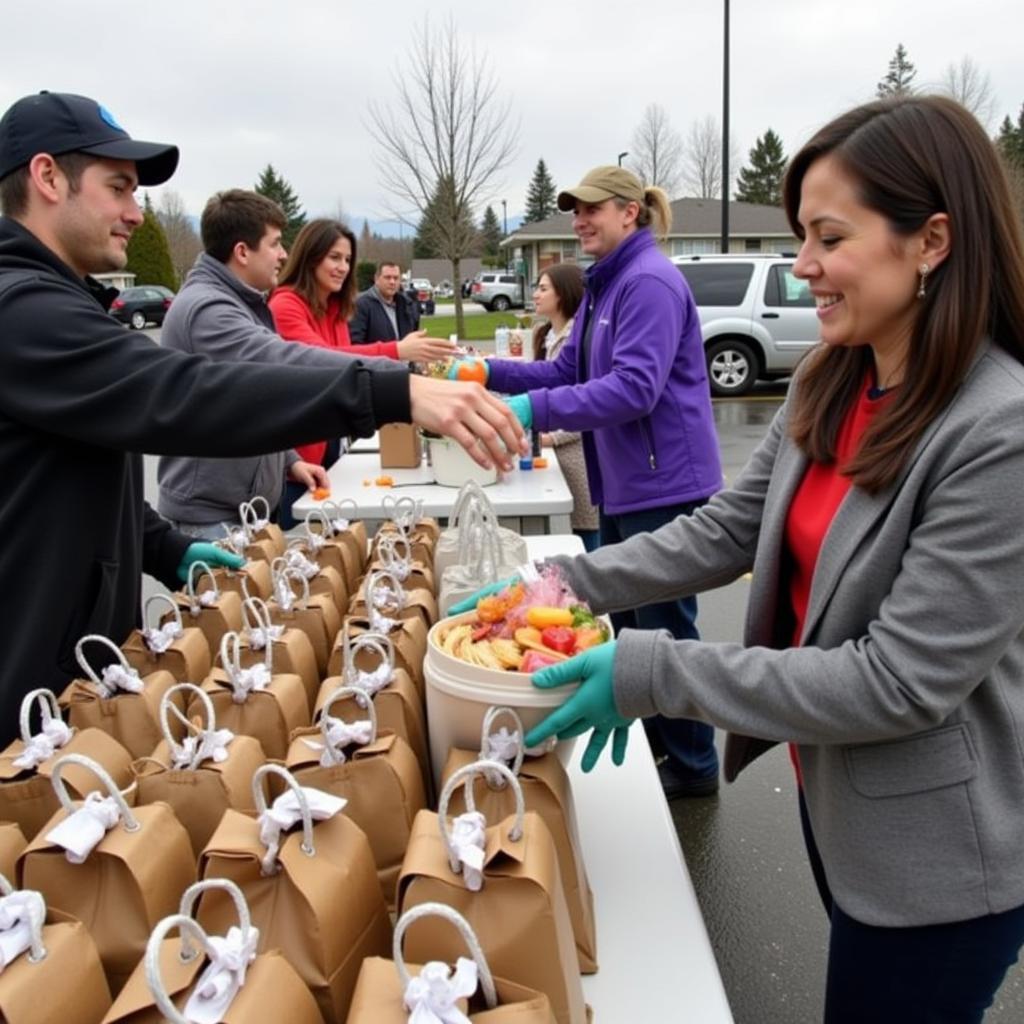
[314,235,352,298]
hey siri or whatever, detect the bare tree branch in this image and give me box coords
[155,189,201,286]
[629,104,684,197]
[939,56,997,130]
[681,116,740,199]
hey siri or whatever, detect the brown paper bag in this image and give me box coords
[164,560,245,663]
[377,496,439,562]
[19,753,196,995]
[276,544,349,617]
[370,529,437,593]
[134,683,266,858]
[320,499,369,575]
[303,507,363,592]
[337,614,428,695]
[121,594,212,686]
[219,518,278,566]
[198,764,392,1024]
[196,633,308,761]
[238,596,320,710]
[267,567,342,679]
[0,822,26,880]
[316,629,430,796]
[0,689,135,842]
[0,875,112,1024]
[197,558,273,603]
[348,569,438,634]
[348,902,555,1023]
[240,496,287,558]
[398,761,587,1024]
[441,708,597,974]
[60,634,184,759]
[286,684,426,908]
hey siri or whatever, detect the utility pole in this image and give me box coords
[721,0,731,253]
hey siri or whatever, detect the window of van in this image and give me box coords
[765,265,813,307]
[677,263,754,306]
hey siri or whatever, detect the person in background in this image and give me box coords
[0,91,525,748]
[522,96,1024,1022]
[531,263,599,551]
[351,260,435,350]
[451,166,724,800]
[268,221,455,524]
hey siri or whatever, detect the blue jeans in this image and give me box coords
[574,528,601,553]
[168,519,238,543]
[799,790,1024,1022]
[600,500,718,782]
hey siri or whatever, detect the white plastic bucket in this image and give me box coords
[423,435,498,488]
[425,612,579,786]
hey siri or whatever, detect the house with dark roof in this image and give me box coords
[500,198,798,283]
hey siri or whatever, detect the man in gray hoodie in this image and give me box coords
[159,190,358,536]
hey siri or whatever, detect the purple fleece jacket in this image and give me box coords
[487,229,722,514]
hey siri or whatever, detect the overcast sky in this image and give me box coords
[3,1,1020,231]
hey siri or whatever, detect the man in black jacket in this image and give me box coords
[0,91,524,746]
[350,261,421,344]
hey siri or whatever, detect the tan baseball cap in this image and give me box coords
[557,165,645,211]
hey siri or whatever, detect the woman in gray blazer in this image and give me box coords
[521,96,1024,1021]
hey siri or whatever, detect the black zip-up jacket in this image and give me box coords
[0,217,410,746]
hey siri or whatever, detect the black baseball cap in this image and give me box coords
[0,91,179,185]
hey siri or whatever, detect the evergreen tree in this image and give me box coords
[997,104,1024,168]
[734,129,787,206]
[480,205,503,261]
[877,44,917,98]
[414,179,478,258]
[360,219,372,251]
[126,203,178,290]
[523,158,557,223]
[253,164,306,248]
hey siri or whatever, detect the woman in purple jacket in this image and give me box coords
[456,165,724,797]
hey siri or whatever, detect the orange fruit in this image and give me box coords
[456,361,488,385]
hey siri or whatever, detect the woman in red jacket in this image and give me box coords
[269,218,454,523]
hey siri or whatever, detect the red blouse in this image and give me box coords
[784,379,893,779]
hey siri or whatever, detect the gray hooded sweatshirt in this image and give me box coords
[157,254,394,524]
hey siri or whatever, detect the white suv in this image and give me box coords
[671,254,819,397]
[470,272,525,312]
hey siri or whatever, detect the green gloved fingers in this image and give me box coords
[446,576,520,616]
[504,393,533,431]
[525,641,631,771]
[176,542,245,584]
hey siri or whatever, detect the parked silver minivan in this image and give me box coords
[470,272,525,312]
[671,254,820,396]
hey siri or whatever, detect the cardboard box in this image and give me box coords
[380,423,422,468]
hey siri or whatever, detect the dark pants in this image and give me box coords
[799,790,1024,1023]
[574,528,601,553]
[600,500,718,782]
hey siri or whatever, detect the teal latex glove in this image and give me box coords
[446,576,519,615]
[504,393,533,431]
[176,542,245,584]
[446,358,490,383]
[525,641,633,772]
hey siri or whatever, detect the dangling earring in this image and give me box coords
[917,263,930,300]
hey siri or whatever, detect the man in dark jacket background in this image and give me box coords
[0,91,524,747]
[350,260,421,345]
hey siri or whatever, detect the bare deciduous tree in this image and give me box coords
[629,104,684,196]
[940,56,996,130]
[367,16,519,335]
[155,190,201,287]
[681,116,739,199]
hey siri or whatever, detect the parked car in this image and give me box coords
[409,278,436,315]
[435,279,454,299]
[470,272,525,312]
[671,254,818,397]
[109,284,176,329]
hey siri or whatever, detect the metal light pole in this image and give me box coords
[501,199,509,271]
[617,151,629,167]
[720,0,731,253]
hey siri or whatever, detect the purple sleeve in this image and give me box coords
[486,318,581,393]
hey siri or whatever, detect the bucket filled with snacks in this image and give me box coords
[423,564,611,784]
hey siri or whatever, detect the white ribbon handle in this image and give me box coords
[239,597,281,664]
[220,518,252,556]
[271,564,311,613]
[160,684,233,771]
[251,764,344,875]
[438,761,524,884]
[143,593,186,654]
[309,686,378,766]
[343,628,396,695]
[0,873,48,970]
[478,706,526,782]
[303,508,335,547]
[144,915,222,1024]
[186,560,220,615]
[393,902,498,1016]
[219,632,271,705]
[177,879,254,959]
[322,498,357,534]
[13,689,73,770]
[240,499,272,535]
[74,634,144,698]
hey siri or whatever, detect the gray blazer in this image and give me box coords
[559,342,1024,927]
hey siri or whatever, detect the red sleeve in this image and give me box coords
[268,289,328,347]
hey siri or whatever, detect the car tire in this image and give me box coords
[492,295,511,312]
[706,338,758,397]
[129,311,147,330]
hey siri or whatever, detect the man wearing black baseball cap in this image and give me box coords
[0,91,524,746]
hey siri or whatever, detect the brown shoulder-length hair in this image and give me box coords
[532,262,586,359]
[785,95,1024,494]
[277,218,357,319]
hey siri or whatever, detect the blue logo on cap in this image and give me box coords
[97,105,124,132]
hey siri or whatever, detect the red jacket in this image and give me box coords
[269,286,401,464]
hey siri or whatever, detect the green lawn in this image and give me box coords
[422,311,533,342]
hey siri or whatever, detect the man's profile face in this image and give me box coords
[53,158,143,277]
[243,226,287,292]
[376,264,401,300]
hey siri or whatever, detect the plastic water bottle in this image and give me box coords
[495,323,510,357]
